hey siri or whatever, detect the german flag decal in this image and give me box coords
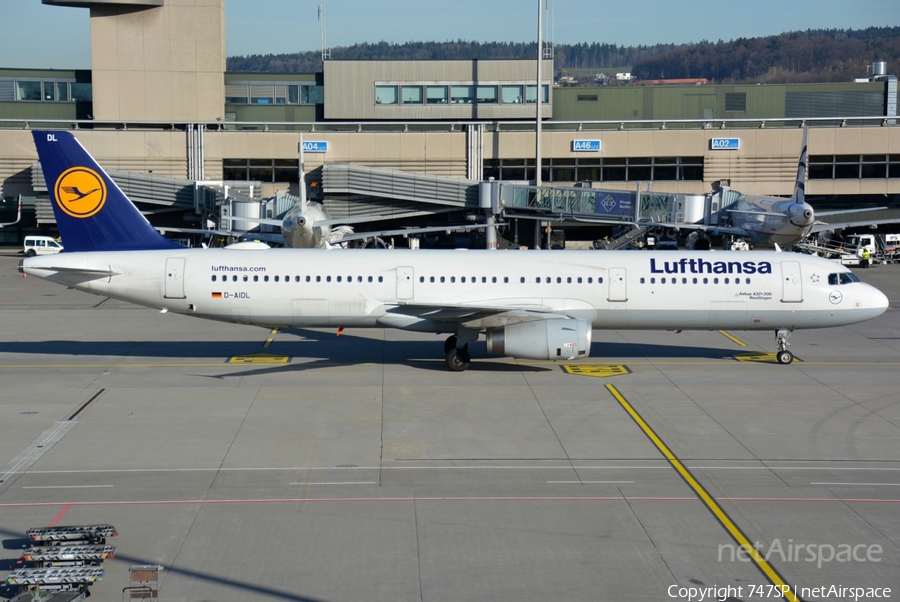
[211,292,222,299]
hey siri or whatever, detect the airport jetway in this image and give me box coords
[322,163,481,222]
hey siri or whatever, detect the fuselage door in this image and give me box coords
[608,267,627,302]
[397,266,414,300]
[164,257,186,299]
[780,261,803,303]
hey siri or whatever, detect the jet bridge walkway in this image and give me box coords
[322,163,481,222]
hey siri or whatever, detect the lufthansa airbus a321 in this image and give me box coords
[21,131,889,370]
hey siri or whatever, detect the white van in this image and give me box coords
[23,235,64,256]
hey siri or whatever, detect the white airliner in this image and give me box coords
[21,131,889,370]
[243,197,493,249]
[598,128,892,249]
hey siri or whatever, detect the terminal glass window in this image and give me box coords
[303,85,323,104]
[629,158,652,181]
[577,158,601,182]
[680,157,704,181]
[834,155,860,179]
[488,157,704,183]
[476,85,498,104]
[451,85,474,104]
[861,155,887,179]
[225,84,249,104]
[222,159,247,180]
[426,86,448,104]
[401,86,423,104]
[288,85,300,104]
[224,159,299,183]
[70,83,92,102]
[603,158,627,181]
[525,84,549,104]
[248,160,275,182]
[653,157,678,180]
[2,78,83,103]
[502,85,524,104]
[273,159,299,183]
[16,81,41,101]
[250,85,274,104]
[375,86,398,104]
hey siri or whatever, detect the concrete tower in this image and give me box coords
[43,0,225,122]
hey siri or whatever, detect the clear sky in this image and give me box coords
[1,0,897,69]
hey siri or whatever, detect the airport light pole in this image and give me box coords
[536,0,542,191]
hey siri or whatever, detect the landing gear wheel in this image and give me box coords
[776,350,794,365]
[445,345,470,372]
[444,335,458,354]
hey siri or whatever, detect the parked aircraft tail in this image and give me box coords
[792,126,809,204]
[33,130,180,252]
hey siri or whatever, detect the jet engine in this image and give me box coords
[485,319,592,361]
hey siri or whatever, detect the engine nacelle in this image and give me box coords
[485,319,592,361]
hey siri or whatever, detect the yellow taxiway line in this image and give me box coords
[605,383,800,602]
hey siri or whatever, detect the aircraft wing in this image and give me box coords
[386,299,587,329]
[809,206,894,232]
[816,206,887,218]
[155,226,284,244]
[811,216,900,234]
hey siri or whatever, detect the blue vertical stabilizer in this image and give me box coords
[33,130,181,252]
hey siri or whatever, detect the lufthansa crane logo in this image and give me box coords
[54,167,107,219]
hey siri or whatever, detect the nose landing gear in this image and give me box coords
[775,329,794,364]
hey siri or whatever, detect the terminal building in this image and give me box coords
[1,0,898,248]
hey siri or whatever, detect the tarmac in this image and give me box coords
[0,249,898,602]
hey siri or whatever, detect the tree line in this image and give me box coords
[226,27,900,85]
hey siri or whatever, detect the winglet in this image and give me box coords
[792,126,808,204]
[33,131,180,252]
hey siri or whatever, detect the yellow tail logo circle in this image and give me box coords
[54,167,107,219]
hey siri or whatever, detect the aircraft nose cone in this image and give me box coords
[790,202,815,225]
[873,287,889,313]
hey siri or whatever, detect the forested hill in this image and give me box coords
[226,27,900,85]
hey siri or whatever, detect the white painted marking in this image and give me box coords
[23,485,114,489]
[289,482,377,486]
[811,482,900,487]
[548,480,634,484]
[15,464,900,476]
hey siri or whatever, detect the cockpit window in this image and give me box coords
[829,272,860,285]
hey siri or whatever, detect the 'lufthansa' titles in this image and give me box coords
[650,258,772,275]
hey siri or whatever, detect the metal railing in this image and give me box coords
[0,115,895,134]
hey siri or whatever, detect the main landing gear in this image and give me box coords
[775,328,794,364]
[444,335,471,371]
